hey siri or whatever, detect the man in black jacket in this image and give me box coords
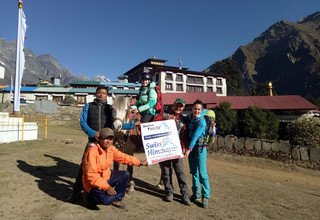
[68,85,113,203]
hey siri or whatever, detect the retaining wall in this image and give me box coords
[210,135,320,168]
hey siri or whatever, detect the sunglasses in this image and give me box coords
[175,103,184,108]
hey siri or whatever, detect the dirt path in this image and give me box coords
[0,125,319,220]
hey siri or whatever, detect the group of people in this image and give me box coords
[67,73,215,210]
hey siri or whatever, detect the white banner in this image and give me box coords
[0,66,4,79]
[14,8,27,112]
[141,120,183,165]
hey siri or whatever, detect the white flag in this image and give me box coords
[14,8,27,112]
[10,74,14,102]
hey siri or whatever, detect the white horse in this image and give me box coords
[111,95,141,192]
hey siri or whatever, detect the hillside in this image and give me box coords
[0,39,81,85]
[206,11,320,98]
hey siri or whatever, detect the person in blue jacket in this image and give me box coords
[184,99,211,208]
[68,85,113,203]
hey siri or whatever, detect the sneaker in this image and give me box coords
[127,180,135,192]
[112,200,126,209]
[156,180,165,190]
[202,198,209,208]
[163,193,173,202]
[181,195,192,206]
[156,184,165,190]
[190,194,201,203]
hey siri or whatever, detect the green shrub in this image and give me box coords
[238,106,279,139]
[215,101,237,136]
[287,117,320,148]
[62,95,77,106]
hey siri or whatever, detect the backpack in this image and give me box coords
[154,85,163,112]
[192,115,217,146]
[203,115,217,145]
[151,85,165,121]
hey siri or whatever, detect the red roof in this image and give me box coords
[215,95,317,110]
[162,92,217,106]
[161,93,317,110]
[131,92,316,111]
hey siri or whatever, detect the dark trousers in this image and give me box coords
[141,113,154,123]
[71,142,93,194]
[89,170,130,205]
[112,163,133,181]
[159,158,188,196]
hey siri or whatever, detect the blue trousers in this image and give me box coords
[89,170,130,205]
[188,147,211,199]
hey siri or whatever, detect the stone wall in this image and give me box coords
[210,135,320,169]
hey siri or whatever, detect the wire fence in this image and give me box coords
[0,112,48,143]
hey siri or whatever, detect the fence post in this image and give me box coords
[21,114,24,143]
[44,116,48,140]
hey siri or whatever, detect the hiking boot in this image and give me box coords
[163,193,173,202]
[181,195,192,206]
[112,200,126,209]
[202,198,209,208]
[67,190,82,204]
[190,194,201,203]
[84,195,99,210]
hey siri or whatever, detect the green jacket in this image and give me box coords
[131,82,157,115]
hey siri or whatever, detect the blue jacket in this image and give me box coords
[188,113,206,149]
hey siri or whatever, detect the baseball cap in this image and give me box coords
[174,98,186,105]
[100,128,114,139]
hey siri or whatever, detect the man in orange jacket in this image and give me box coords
[82,127,148,210]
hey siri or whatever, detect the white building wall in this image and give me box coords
[0,112,38,143]
[157,70,226,96]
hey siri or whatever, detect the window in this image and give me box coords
[77,95,86,104]
[187,76,203,84]
[35,95,48,100]
[207,78,213,85]
[165,73,173,81]
[217,87,223,94]
[217,78,223,86]
[176,84,183,91]
[187,86,203,92]
[53,96,62,104]
[165,83,173,91]
[176,74,183,82]
[207,87,213,92]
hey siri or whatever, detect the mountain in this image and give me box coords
[205,11,320,98]
[0,39,112,85]
[0,38,78,85]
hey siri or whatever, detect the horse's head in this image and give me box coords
[111,94,132,131]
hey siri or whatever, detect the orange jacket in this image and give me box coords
[82,142,141,192]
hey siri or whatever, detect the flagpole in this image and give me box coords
[13,0,27,113]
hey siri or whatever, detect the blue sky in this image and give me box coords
[1,0,319,81]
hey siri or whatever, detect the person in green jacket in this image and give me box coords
[131,73,157,123]
[130,73,163,188]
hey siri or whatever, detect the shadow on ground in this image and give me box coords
[17,154,79,202]
[133,177,182,202]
